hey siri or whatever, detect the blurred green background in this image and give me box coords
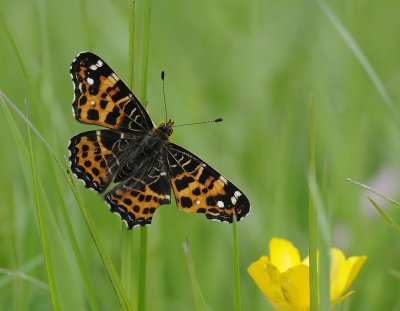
[1,0,400,310]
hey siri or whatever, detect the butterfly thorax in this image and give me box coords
[156,119,174,140]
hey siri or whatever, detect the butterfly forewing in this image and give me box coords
[70,52,153,132]
[166,143,250,223]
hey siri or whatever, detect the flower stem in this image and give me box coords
[308,94,319,311]
[232,216,241,311]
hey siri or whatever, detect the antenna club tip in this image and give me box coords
[161,70,165,80]
[214,118,223,122]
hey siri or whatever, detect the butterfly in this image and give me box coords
[68,52,250,229]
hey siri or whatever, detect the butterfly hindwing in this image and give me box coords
[68,129,129,192]
[166,143,250,223]
[105,164,171,228]
[70,52,153,132]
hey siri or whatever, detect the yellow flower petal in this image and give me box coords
[330,248,346,300]
[333,290,354,306]
[341,255,367,294]
[280,264,310,311]
[248,256,291,310]
[249,239,367,311]
[330,247,367,301]
[270,238,302,272]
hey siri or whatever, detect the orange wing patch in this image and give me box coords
[68,130,126,192]
[105,171,171,228]
[167,144,250,223]
[70,52,153,131]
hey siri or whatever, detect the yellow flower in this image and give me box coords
[247,238,367,311]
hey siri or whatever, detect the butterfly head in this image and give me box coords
[157,119,174,139]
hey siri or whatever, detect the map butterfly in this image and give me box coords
[68,52,250,229]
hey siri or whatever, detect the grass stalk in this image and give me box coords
[0,268,49,291]
[0,16,33,98]
[308,175,331,310]
[137,227,148,311]
[121,229,134,307]
[140,0,152,106]
[182,239,207,311]
[347,178,400,208]
[137,0,153,310]
[368,198,400,234]
[316,0,400,130]
[128,0,136,90]
[67,163,131,311]
[0,92,130,311]
[308,94,319,311]
[347,178,400,233]
[51,163,99,311]
[2,96,99,310]
[121,0,137,307]
[26,111,61,311]
[232,217,241,311]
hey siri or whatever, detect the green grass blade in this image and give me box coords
[368,197,400,234]
[137,1,153,310]
[2,95,99,310]
[138,227,148,311]
[50,163,100,311]
[140,0,152,106]
[182,239,207,311]
[66,162,131,311]
[0,16,33,97]
[347,178,400,208]
[0,91,130,311]
[128,0,136,90]
[26,110,61,311]
[308,94,318,311]
[232,217,241,311]
[308,176,331,311]
[0,268,49,291]
[121,0,137,307]
[121,229,134,307]
[316,0,400,129]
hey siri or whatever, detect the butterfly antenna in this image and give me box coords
[161,70,167,123]
[173,118,223,127]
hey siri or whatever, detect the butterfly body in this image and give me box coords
[68,52,250,229]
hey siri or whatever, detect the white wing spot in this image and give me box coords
[220,176,228,184]
[96,60,103,67]
[234,191,242,198]
[160,172,167,176]
[195,199,201,205]
[165,195,171,200]
[231,196,237,205]
[90,100,95,106]
[89,65,97,70]
[111,73,120,81]
[87,77,94,85]
[217,201,224,208]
